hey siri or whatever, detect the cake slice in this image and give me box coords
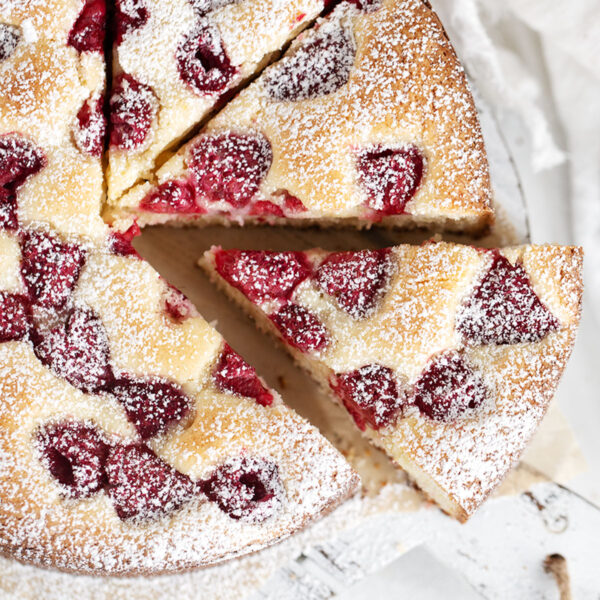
[106,0,328,203]
[202,242,583,521]
[0,223,358,575]
[109,0,493,232]
[0,0,107,239]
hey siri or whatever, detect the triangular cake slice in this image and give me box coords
[202,242,583,520]
[0,223,358,574]
[106,0,328,202]
[1,0,107,239]
[108,0,493,232]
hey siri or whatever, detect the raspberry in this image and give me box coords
[213,344,273,406]
[412,351,489,421]
[139,179,201,214]
[36,422,109,498]
[271,303,328,353]
[176,24,236,95]
[315,249,392,318]
[68,0,106,54]
[73,95,106,158]
[202,456,282,521]
[20,230,85,309]
[105,444,198,520]
[214,249,311,304]
[114,0,149,46]
[356,145,424,215]
[0,24,20,61]
[33,308,113,394]
[265,25,355,101]
[456,252,560,345]
[108,376,191,439]
[331,364,401,430]
[188,133,272,208]
[0,292,32,342]
[109,73,156,150]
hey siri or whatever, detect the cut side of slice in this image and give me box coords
[105,0,329,203]
[202,242,583,521]
[0,0,107,240]
[109,0,493,233]
[0,224,358,575]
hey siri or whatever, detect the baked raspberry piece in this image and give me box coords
[33,308,113,393]
[203,242,583,522]
[188,133,272,208]
[108,376,191,439]
[315,249,392,318]
[412,351,489,421]
[356,145,424,215]
[265,23,355,101]
[105,444,198,520]
[0,190,18,231]
[68,0,107,54]
[202,456,282,521]
[271,303,328,352]
[331,364,402,431]
[73,95,107,158]
[109,73,156,150]
[139,179,201,214]
[176,24,237,95]
[36,422,110,499]
[0,135,47,230]
[108,222,141,257]
[20,230,86,309]
[114,0,149,46]
[214,249,311,304]
[0,292,32,342]
[248,201,284,218]
[162,283,196,322]
[0,24,20,61]
[456,253,560,345]
[213,344,273,406]
[276,190,307,214]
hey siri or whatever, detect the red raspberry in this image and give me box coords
[456,252,560,345]
[315,249,392,318]
[212,344,274,406]
[188,133,272,208]
[68,0,106,54]
[331,364,402,431]
[36,421,110,498]
[271,303,328,353]
[412,351,489,421]
[356,145,424,215]
[214,248,311,304]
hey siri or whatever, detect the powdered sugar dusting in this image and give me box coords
[204,242,582,518]
[120,0,492,230]
[0,222,358,574]
[107,0,326,201]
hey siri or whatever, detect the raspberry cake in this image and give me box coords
[109,0,493,232]
[202,242,583,520]
[0,0,107,239]
[106,0,328,203]
[0,223,359,574]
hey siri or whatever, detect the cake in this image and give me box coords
[106,0,493,232]
[0,0,107,239]
[106,0,329,202]
[201,242,583,520]
[0,222,359,574]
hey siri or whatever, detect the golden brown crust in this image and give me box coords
[114,0,493,231]
[201,242,583,521]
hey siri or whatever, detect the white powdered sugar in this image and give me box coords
[204,242,583,519]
